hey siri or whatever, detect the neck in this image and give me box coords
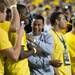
[53,25,62,32]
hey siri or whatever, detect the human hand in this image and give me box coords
[50,60,62,67]
[4,0,17,7]
[17,24,24,39]
[26,34,34,43]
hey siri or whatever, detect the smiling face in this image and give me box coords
[31,19,44,36]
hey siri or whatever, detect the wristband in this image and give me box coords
[33,39,36,43]
[10,4,17,9]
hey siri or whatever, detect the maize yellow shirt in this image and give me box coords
[61,29,67,34]
[49,30,72,75]
[64,32,75,72]
[0,28,12,75]
[61,21,72,34]
[0,21,11,32]
[5,32,30,75]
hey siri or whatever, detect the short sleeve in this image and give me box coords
[0,28,12,50]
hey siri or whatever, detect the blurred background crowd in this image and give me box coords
[0,0,75,75]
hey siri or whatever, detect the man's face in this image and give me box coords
[58,14,67,29]
[0,9,6,22]
[31,19,44,35]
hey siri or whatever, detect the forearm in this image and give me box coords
[27,39,53,55]
[27,33,54,54]
[12,31,23,61]
[12,45,21,61]
[19,50,34,59]
[9,7,20,32]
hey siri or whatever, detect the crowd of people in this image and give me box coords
[0,0,75,75]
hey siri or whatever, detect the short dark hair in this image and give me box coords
[17,4,29,22]
[33,14,44,24]
[0,1,7,13]
[50,12,63,26]
[17,4,29,16]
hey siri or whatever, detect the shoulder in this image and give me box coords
[64,32,71,37]
[43,29,53,36]
[0,28,7,35]
[27,32,33,35]
[0,28,12,50]
[42,31,54,40]
[5,21,11,24]
[64,32,72,39]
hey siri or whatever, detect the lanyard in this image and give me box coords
[53,29,67,50]
[52,30,70,65]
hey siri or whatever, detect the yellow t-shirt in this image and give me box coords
[61,29,67,34]
[0,21,11,32]
[0,28,12,75]
[49,30,72,75]
[5,32,30,75]
[61,21,72,34]
[64,32,75,72]
[9,32,16,46]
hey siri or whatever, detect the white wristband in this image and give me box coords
[10,4,17,9]
[33,39,36,43]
